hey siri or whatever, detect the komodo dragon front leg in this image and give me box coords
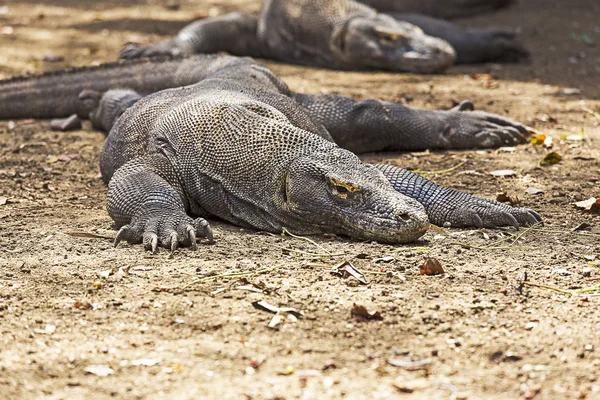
[292,92,541,228]
[292,93,529,153]
[119,12,266,60]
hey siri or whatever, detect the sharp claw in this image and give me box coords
[503,212,520,229]
[170,232,179,252]
[187,225,198,251]
[453,100,474,112]
[527,209,543,224]
[205,225,214,244]
[197,219,214,244]
[143,232,159,253]
[114,225,130,247]
[472,212,484,229]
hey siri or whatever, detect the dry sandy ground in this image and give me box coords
[1,1,599,399]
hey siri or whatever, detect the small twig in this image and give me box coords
[413,161,465,176]
[449,242,529,250]
[281,228,334,254]
[523,281,573,294]
[392,246,428,253]
[450,222,541,250]
[523,281,600,296]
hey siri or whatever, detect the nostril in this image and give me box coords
[397,212,411,221]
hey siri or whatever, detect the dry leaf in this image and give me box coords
[496,191,521,205]
[530,133,546,145]
[351,303,383,322]
[73,301,93,310]
[525,187,544,195]
[490,169,517,177]
[420,258,444,276]
[131,358,161,366]
[331,261,367,284]
[0,197,7,206]
[387,358,432,370]
[541,152,562,164]
[85,365,114,377]
[572,197,599,215]
[563,128,586,141]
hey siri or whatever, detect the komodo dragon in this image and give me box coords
[0,55,541,251]
[120,0,528,73]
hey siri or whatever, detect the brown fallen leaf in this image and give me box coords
[572,198,600,214]
[541,151,562,164]
[73,301,93,310]
[420,258,444,276]
[351,303,383,322]
[496,191,521,205]
[330,261,367,284]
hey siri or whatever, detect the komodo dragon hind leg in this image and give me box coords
[374,164,542,229]
[387,12,529,64]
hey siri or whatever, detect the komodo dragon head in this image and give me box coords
[332,15,456,73]
[280,153,429,243]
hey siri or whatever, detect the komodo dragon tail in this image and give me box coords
[0,55,245,120]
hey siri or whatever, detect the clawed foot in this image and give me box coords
[428,194,542,229]
[114,208,214,253]
[439,101,530,148]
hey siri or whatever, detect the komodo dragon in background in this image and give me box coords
[120,0,528,73]
[0,55,541,251]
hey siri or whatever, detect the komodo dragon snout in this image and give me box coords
[283,156,429,243]
[333,16,456,73]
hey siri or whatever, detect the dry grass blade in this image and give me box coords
[450,222,541,251]
[523,281,600,295]
[281,227,334,255]
[65,231,114,240]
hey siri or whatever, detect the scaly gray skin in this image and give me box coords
[0,56,541,250]
[359,0,513,19]
[119,0,527,72]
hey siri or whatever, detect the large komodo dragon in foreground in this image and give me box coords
[120,0,528,73]
[0,55,541,251]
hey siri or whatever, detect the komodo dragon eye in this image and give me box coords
[328,177,360,200]
[373,27,410,45]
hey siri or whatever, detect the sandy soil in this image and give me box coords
[1,1,599,399]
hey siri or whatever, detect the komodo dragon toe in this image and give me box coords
[437,104,530,149]
[114,209,213,253]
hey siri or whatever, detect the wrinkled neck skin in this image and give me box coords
[331,14,456,73]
